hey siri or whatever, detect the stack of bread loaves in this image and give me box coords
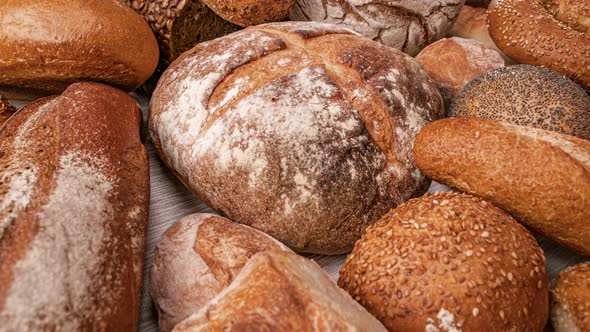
[1,0,589,331]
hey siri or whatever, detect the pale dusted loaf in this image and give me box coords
[151,213,289,332]
[0,83,150,330]
[0,0,159,99]
[551,262,590,332]
[289,0,465,56]
[415,37,504,105]
[339,192,548,331]
[202,0,295,26]
[150,22,444,254]
[173,250,388,332]
[413,117,590,256]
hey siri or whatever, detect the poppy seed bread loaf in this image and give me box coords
[449,65,590,140]
[149,22,444,254]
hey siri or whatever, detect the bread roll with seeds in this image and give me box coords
[151,213,290,332]
[339,192,549,332]
[120,0,240,65]
[289,0,465,56]
[415,37,504,106]
[413,117,590,256]
[0,0,159,99]
[201,0,295,27]
[551,262,590,332]
[0,83,149,330]
[173,250,388,332]
[487,0,590,90]
[0,95,15,127]
[449,65,590,140]
[447,5,514,63]
[149,22,444,254]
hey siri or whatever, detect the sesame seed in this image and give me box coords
[473,308,479,317]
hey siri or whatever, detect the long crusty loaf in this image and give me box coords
[413,117,590,256]
[0,82,150,330]
[151,213,289,332]
[173,250,388,332]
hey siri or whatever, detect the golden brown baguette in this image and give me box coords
[0,0,159,99]
[173,250,388,332]
[0,82,150,330]
[413,117,590,256]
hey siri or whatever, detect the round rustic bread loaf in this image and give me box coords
[0,0,159,99]
[339,192,549,332]
[201,0,295,27]
[551,262,590,332]
[416,37,504,106]
[151,213,289,332]
[449,65,590,140]
[119,0,240,65]
[289,0,465,56]
[487,0,590,90]
[150,22,444,254]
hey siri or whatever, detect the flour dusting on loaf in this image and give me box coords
[150,22,443,254]
[1,152,113,330]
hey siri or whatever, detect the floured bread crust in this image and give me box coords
[0,83,149,331]
[289,0,465,55]
[149,22,444,254]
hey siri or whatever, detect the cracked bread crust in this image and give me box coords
[149,22,444,254]
[150,214,289,332]
[289,0,465,56]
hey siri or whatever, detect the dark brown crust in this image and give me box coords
[0,82,149,330]
[0,0,159,100]
[551,262,590,330]
[465,0,491,7]
[149,22,443,254]
[487,0,590,90]
[0,96,15,128]
[150,213,288,332]
[449,65,590,140]
[120,0,241,65]
[413,117,590,256]
[201,0,295,27]
[173,250,388,331]
[339,192,549,332]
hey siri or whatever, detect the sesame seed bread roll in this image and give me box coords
[447,5,514,64]
[339,192,549,332]
[0,95,15,128]
[551,262,590,332]
[415,37,504,106]
[0,0,159,100]
[449,65,590,140]
[149,22,444,254]
[0,83,150,330]
[413,117,590,257]
[151,213,290,332]
[173,250,388,332]
[201,0,296,27]
[487,0,590,90]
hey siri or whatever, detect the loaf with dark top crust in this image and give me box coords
[202,0,295,27]
[149,22,444,254]
[0,82,150,331]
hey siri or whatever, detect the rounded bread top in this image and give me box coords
[149,21,444,254]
